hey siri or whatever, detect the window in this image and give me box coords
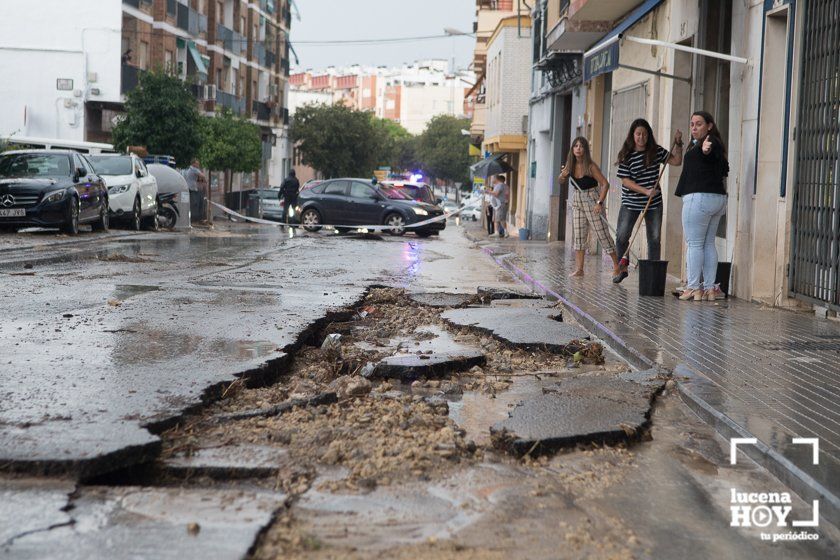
[73,155,87,175]
[350,182,375,199]
[323,181,348,196]
[216,68,222,88]
[138,41,149,69]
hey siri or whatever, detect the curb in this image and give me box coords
[471,233,840,530]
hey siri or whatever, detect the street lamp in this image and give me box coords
[443,27,474,37]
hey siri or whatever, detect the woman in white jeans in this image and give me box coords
[674,111,729,301]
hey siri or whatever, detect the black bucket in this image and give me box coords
[638,260,669,297]
[715,262,732,296]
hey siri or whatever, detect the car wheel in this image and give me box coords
[62,197,80,235]
[384,213,406,236]
[301,208,322,232]
[92,199,110,232]
[129,197,141,231]
[143,202,159,231]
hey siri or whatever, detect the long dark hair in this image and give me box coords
[617,118,659,167]
[691,110,727,158]
[564,137,594,177]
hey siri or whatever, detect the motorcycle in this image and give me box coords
[156,192,180,229]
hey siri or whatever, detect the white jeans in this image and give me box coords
[682,193,727,290]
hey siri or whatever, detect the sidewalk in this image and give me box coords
[464,223,840,528]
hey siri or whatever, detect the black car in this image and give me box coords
[0,150,109,234]
[293,178,445,237]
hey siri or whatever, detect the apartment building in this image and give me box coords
[0,0,293,189]
[290,61,475,135]
[523,0,840,312]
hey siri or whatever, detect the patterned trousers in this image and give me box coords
[572,188,616,253]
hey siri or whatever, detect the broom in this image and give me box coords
[618,140,677,269]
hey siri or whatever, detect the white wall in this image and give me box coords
[0,0,122,141]
[399,85,462,134]
[485,26,531,140]
[288,89,334,114]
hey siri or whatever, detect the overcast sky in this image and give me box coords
[289,0,476,71]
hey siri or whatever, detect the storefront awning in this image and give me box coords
[582,0,664,81]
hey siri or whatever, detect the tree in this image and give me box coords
[112,70,202,166]
[416,115,472,185]
[199,109,262,192]
[290,103,383,178]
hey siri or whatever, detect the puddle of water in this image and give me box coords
[112,284,161,301]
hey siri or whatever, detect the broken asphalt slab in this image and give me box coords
[407,292,475,308]
[372,350,487,381]
[1,485,284,560]
[441,306,589,353]
[476,286,541,303]
[491,370,667,456]
[162,444,291,480]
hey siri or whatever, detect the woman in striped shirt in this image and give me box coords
[613,118,683,283]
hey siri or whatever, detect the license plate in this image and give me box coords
[0,208,25,217]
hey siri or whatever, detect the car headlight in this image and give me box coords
[108,183,131,195]
[43,190,67,204]
[412,207,429,216]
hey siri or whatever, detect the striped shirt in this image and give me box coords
[616,145,670,210]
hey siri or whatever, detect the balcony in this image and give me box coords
[252,100,272,121]
[546,0,644,51]
[216,90,245,115]
[266,50,276,68]
[253,43,267,67]
[177,3,200,36]
[121,63,141,95]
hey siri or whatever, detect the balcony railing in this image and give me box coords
[265,50,276,68]
[253,43,267,67]
[176,3,199,36]
[121,64,141,95]
[217,24,246,55]
[216,90,245,115]
[252,100,272,121]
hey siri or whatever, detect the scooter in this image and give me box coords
[156,192,180,229]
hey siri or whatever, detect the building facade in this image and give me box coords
[521,0,840,312]
[0,0,293,191]
[290,61,475,135]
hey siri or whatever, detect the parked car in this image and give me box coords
[380,181,436,205]
[292,178,445,237]
[0,150,109,234]
[88,154,158,230]
[255,188,284,221]
[300,179,324,193]
[460,201,481,221]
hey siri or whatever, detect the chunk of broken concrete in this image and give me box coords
[491,375,665,456]
[329,375,372,399]
[408,292,475,308]
[372,350,486,381]
[441,307,589,353]
[476,287,541,302]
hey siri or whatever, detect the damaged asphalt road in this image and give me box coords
[2,224,839,560]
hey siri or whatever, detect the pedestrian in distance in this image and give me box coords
[675,111,729,301]
[490,174,510,238]
[559,137,621,278]
[279,169,300,226]
[185,159,207,192]
[613,118,683,283]
[484,186,495,235]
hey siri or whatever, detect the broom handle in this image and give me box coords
[620,140,677,264]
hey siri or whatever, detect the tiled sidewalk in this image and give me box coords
[465,225,840,527]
